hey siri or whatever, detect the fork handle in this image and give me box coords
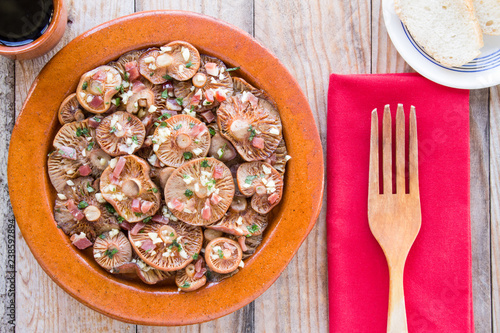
[387,263,408,333]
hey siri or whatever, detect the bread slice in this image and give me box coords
[473,0,500,35]
[394,0,483,67]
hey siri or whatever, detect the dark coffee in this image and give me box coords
[0,0,53,47]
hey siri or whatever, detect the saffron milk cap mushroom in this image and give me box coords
[76,65,123,114]
[93,230,133,271]
[58,93,85,125]
[96,111,146,156]
[204,237,243,274]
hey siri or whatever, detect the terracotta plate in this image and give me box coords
[8,11,324,326]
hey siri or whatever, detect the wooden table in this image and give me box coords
[0,0,497,332]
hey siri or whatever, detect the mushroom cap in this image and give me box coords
[175,264,207,291]
[164,157,235,226]
[114,258,175,284]
[232,77,277,108]
[174,55,233,112]
[207,201,268,237]
[137,48,170,85]
[48,120,107,192]
[128,220,203,271]
[100,155,161,222]
[204,237,242,274]
[229,234,263,260]
[217,95,283,161]
[58,93,85,125]
[125,88,156,114]
[108,50,144,77]
[208,133,237,163]
[236,162,284,214]
[93,230,133,271]
[96,111,146,156]
[153,114,211,167]
[54,177,119,242]
[76,65,123,114]
[270,139,288,176]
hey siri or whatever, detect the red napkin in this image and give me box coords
[327,73,473,332]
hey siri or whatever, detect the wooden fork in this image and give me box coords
[367,104,422,333]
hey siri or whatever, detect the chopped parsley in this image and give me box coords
[150,72,154,77]
[86,182,94,192]
[185,61,193,68]
[86,142,95,151]
[112,98,121,106]
[158,113,171,121]
[162,74,173,80]
[209,128,216,136]
[192,253,199,260]
[96,86,103,94]
[110,126,117,134]
[132,135,139,145]
[75,127,89,137]
[170,232,175,237]
[161,89,169,99]
[184,189,193,197]
[77,201,89,209]
[172,238,182,251]
[226,66,240,72]
[218,249,224,259]
[117,216,125,223]
[248,125,256,142]
[174,124,182,130]
[99,234,106,239]
[183,152,193,160]
[115,84,124,94]
[245,175,258,185]
[105,203,116,214]
[149,188,158,193]
[93,116,101,123]
[176,97,183,106]
[124,72,130,81]
[143,216,152,223]
[160,122,168,128]
[200,159,210,168]
[247,224,260,234]
[127,116,132,122]
[218,143,227,158]
[181,282,191,288]
[105,248,119,259]
[189,122,195,128]
[82,81,88,90]
[134,212,142,217]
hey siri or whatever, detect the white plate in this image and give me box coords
[383,0,500,89]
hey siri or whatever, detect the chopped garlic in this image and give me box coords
[79,92,86,99]
[239,260,245,268]
[106,184,117,192]
[160,46,172,53]
[106,72,113,83]
[95,193,106,203]
[183,208,194,214]
[217,148,224,158]
[192,148,203,156]
[153,144,160,152]
[183,174,194,184]
[143,56,155,64]
[109,158,118,169]
[150,250,157,256]
[179,249,189,259]
[211,254,219,260]
[269,127,280,135]
[122,81,130,88]
[181,47,190,62]
[81,149,86,157]
[66,180,75,186]
[285,155,292,161]
[94,252,102,258]
[148,154,158,166]
[190,86,195,92]
[134,241,143,247]
[148,232,159,241]
[262,165,272,174]
[243,183,252,189]
[152,238,163,245]
[66,170,75,175]
[148,105,157,113]
[219,73,225,81]
[236,216,243,225]
[57,193,67,200]
[115,193,125,201]
[148,63,157,70]
[178,64,185,73]
[109,229,119,238]
[86,95,93,103]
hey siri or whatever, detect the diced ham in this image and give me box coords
[65,200,84,220]
[210,193,221,205]
[140,239,155,251]
[215,89,227,102]
[78,164,92,176]
[265,153,277,165]
[170,198,185,211]
[131,222,145,235]
[132,199,141,213]
[89,95,104,109]
[109,174,121,185]
[92,70,106,81]
[58,146,77,160]
[120,221,132,231]
[141,201,154,214]
[201,199,211,220]
[190,123,206,137]
[213,165,224,179]
[152,215,169,224]
[112,157,126,178]
[237,236,248,252]
[268,192,280,204]
[190,89,202,106]
[124,61,141,81]
[194,267,207,279]
[88,116,102,128]
[70,233,93,250]
[194,258,204,272]
[199,110,215,123]
[205,62,218,76]
[252,137,265,149]
[132,81,146,93]
[205,89,214,103]
[166,98,183,111]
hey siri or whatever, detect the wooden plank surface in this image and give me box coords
[2,0,497,331]
[13,0,136,332]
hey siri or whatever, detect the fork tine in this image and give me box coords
[369,109,379,196]
[409,106,419,195]
[396,104,405,194]
[383,105,392,194]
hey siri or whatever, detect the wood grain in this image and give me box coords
[0,57,16,332]
[470,89,492,333]
[135,1,254,332]
[490,86,500,332]
[14,0,136,332]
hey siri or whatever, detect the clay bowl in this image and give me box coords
[8,11,324,326]
[0,0,67,60]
